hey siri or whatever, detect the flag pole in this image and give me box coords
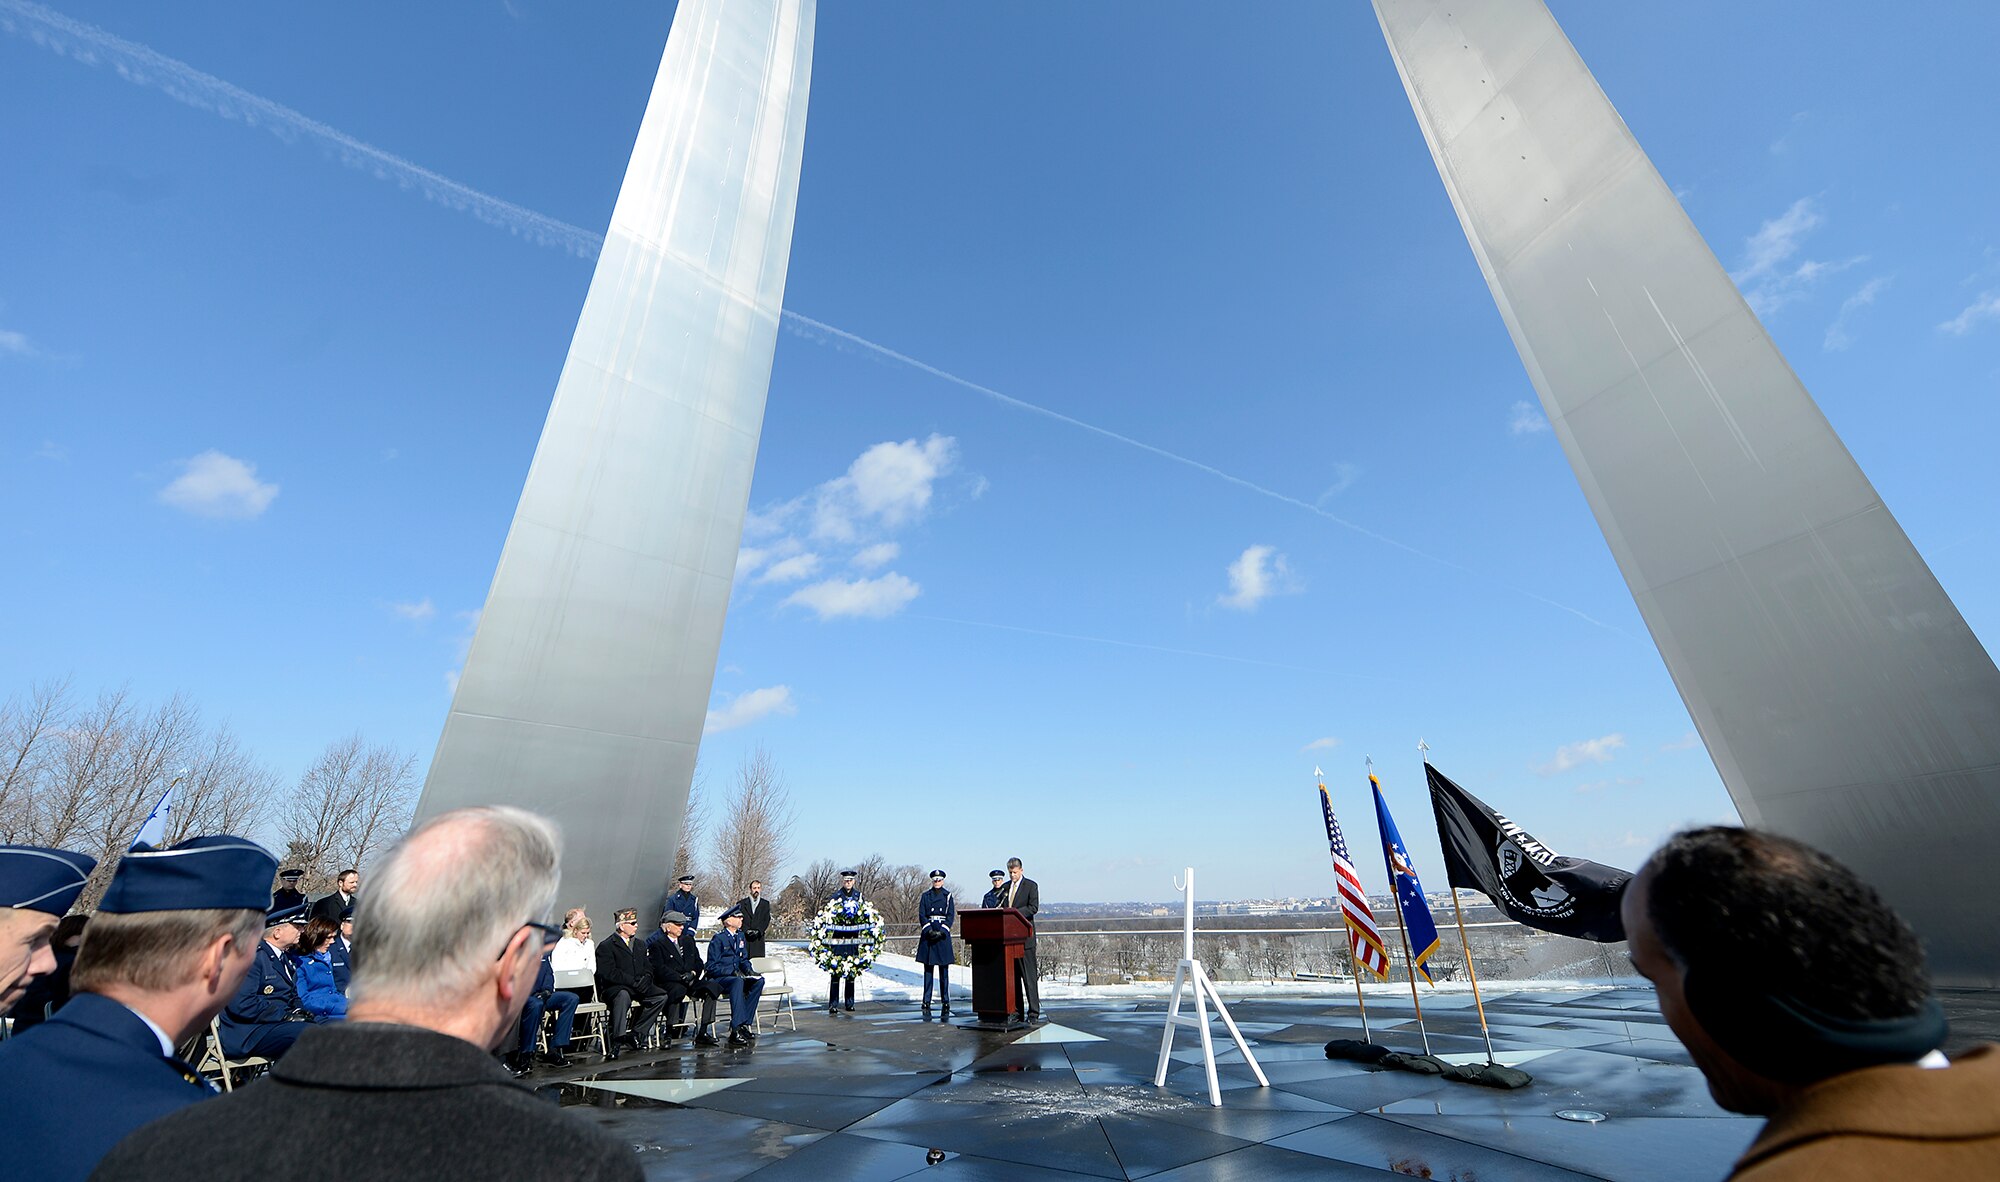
[1318,769,1378,1045]
[1421,740,1497,1064]
[1351,946,1373,1043]
[1373,756,1432,1056]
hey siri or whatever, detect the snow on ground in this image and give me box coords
[765,944,1638,1007]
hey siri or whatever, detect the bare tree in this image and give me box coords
[673,758,708,886]
[796,858,844,904]
[709,746,795,900]
[34,687,135,853]
[167,725,281,845]
[344,744,418,872]
[85,692,201,859]
[283,735,368,892]
[0,678,71,841]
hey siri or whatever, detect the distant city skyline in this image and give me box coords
[4,2,1996,903]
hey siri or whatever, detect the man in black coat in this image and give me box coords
[596,907,668,1059]
[92,806,640,1182]
[736,881,772,959]
[645,911,718,1046]
[1001,857,1041,1020]
[309,868,357,925]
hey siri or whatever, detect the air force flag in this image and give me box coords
[1370,774,1442,984]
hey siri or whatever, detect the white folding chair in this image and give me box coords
[550,967,607,1057]
[195,1016,268,1092]
[750,956,796,1034]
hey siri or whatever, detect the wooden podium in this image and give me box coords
[958,907,1032,1027]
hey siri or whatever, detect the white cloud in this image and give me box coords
[851,542,900,570]
[757,553,822,585]
[1660,731,1701,753]
[1940,290,2000,336]
[784,573,921,620]
[380,447,400,462]
[810,434,956,542]
[1302,737,1341,752]
[0,329,35,357]
[704,685,796,734]
[158,450,279,519]
[1218,545,1301,612]
[34,440,68,461]
[1730,197,1867,318]
[1507,401,1550,436]
[1536,733,1627,776]
[1316,462,1361,504]
[443,670,460,697]
[1824,276,1890,351]
[388,598,436,622]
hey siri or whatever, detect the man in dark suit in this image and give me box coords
[736,881,772,959]
[0,834,274,1182]
[647,910,718,1047]
[92,806,641,1182]
[217,903,314,1060]
[1002,857,1041,1020]
[310,868,358,925]
[596,907,668,1059]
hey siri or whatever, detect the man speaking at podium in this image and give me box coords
[1000,858,1040,1021]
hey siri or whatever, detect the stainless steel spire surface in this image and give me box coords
[1375,0,2000,983]
[414,0,815,924]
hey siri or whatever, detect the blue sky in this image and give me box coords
[4,1,1997,903]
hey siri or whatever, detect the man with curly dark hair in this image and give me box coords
[1622,826,1998,1178]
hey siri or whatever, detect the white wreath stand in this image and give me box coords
[1152,867,1268,1107]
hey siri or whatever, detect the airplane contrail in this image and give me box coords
[3,0,1625,637]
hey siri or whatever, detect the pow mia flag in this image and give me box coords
[1425,763,1631,942]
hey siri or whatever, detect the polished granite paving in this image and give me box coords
[532,987,1764,1180]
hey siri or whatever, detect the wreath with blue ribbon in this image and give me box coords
[808,896,887,978]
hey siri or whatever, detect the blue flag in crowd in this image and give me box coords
[130,780,179,851]
[1371,773,1442,984]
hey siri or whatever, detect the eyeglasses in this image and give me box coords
[495,920,564,960]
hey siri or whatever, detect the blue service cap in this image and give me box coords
[719,904,743,921]
[265,900,310,926]
[1,845,97,915]
[97,835,278,915]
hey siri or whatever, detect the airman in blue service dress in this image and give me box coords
[981,870,1006,909]
[916,871,956,1015]
[0,833,277,1182]
[219,904,314,1060]
[0,842,94,1017]
[665,875,700,931]
[826,870,865,1013]
[706,905,765,1044]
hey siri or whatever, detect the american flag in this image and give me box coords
[1318,774,1390,980]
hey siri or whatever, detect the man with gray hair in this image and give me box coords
[93,806,642,1182]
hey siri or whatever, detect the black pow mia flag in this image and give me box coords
[1426,763,1632,943]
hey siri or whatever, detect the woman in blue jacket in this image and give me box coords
[288,917,348,1021]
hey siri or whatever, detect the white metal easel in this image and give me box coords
[1151,866,1269,1107]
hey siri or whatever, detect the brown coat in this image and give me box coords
[1731,1044,2000,1180]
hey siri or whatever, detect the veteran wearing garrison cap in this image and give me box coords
[0,843,95,1017]
[0,834,276,1182]
[705,904,764,1046]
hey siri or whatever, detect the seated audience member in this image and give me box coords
[0,835,274,1182]
[596,907,668,1060]
[216,903,315,1061]
[705,905,765,1047]
[1623,826,2000,1179]
[288,917,347,1021]
[646,911,718,1047]
[10,912,90,1032]
[0,844,95,1018]
[92,806,643,1182]
[550,908,595,997]
[507,944,577,1075]
[329,910,353,995]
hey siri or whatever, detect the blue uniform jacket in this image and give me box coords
[328,934,351,994]
[218,941,301,1055]
[291,949,347,1020]
[665,888,700,930]
[705,928,755,977]
[916,886,957,966]
[0,991,214,1182]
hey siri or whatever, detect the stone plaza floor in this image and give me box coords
[529,984,1774,1180]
